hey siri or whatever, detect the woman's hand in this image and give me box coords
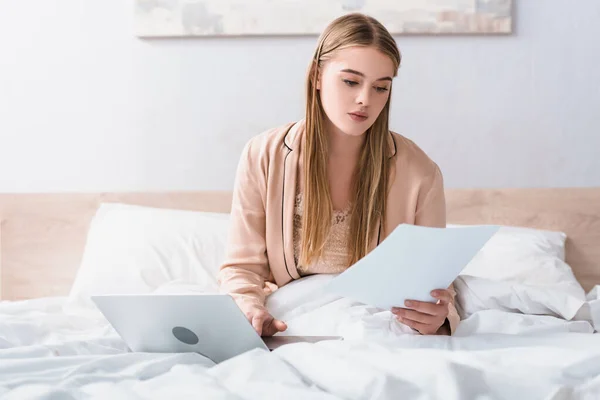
[244,306,288,337]
[391,289,452,335]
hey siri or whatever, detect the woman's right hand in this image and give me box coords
[244,306,287,337]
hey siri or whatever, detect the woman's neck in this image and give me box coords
[325,121,365,160]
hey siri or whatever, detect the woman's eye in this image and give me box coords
[375,86,389,93]
[343,79,358,87]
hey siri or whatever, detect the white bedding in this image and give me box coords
[2,278,600,400]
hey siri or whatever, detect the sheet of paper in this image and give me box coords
[325,224,500,310]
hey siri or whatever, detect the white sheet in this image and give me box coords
[2,282,600,400]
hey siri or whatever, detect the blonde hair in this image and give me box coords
[300,13,401,268]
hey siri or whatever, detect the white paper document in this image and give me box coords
[325,224,500,309]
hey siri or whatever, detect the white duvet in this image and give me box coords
[1,278,600,400]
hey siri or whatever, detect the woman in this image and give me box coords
[218,13,460,337]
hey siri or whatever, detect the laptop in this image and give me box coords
[91,293,341,364]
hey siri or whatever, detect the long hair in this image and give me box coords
[300,13,401,268]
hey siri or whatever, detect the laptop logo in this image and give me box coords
[172,326,199,345]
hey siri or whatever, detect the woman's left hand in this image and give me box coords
[391,289,452,335]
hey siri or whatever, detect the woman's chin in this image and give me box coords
[334,122,370,137]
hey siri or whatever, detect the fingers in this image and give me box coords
[389,290,452,335]
[249,309,271,336]
[398,316,447,335]
[392,308,437,324]
[431,289,453,305]
[394,300,447,317]
[263,319,288,337]
[273,319,288,332]
[251,313,267,336]
[407,300,439,315]
[392,289,452,316]
[397,317,428,333]
[250,309,287,337]
[392,307,446,334]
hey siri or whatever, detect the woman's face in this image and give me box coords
[317,46,395,137]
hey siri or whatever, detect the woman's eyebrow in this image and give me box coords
[340,68,392,82]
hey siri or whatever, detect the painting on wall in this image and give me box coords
[134,0,513,38]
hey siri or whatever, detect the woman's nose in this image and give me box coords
[356,86,371,106]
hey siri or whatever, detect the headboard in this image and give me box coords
[1,188,599,301]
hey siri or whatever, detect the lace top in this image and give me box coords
[293,192,352,276]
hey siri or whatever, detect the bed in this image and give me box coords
[1,188,599,399]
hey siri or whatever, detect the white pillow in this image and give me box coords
[449,225,587,320]
[574,285,600,332]
[66,203,230,311]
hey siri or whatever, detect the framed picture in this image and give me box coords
[134,0,513,37]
